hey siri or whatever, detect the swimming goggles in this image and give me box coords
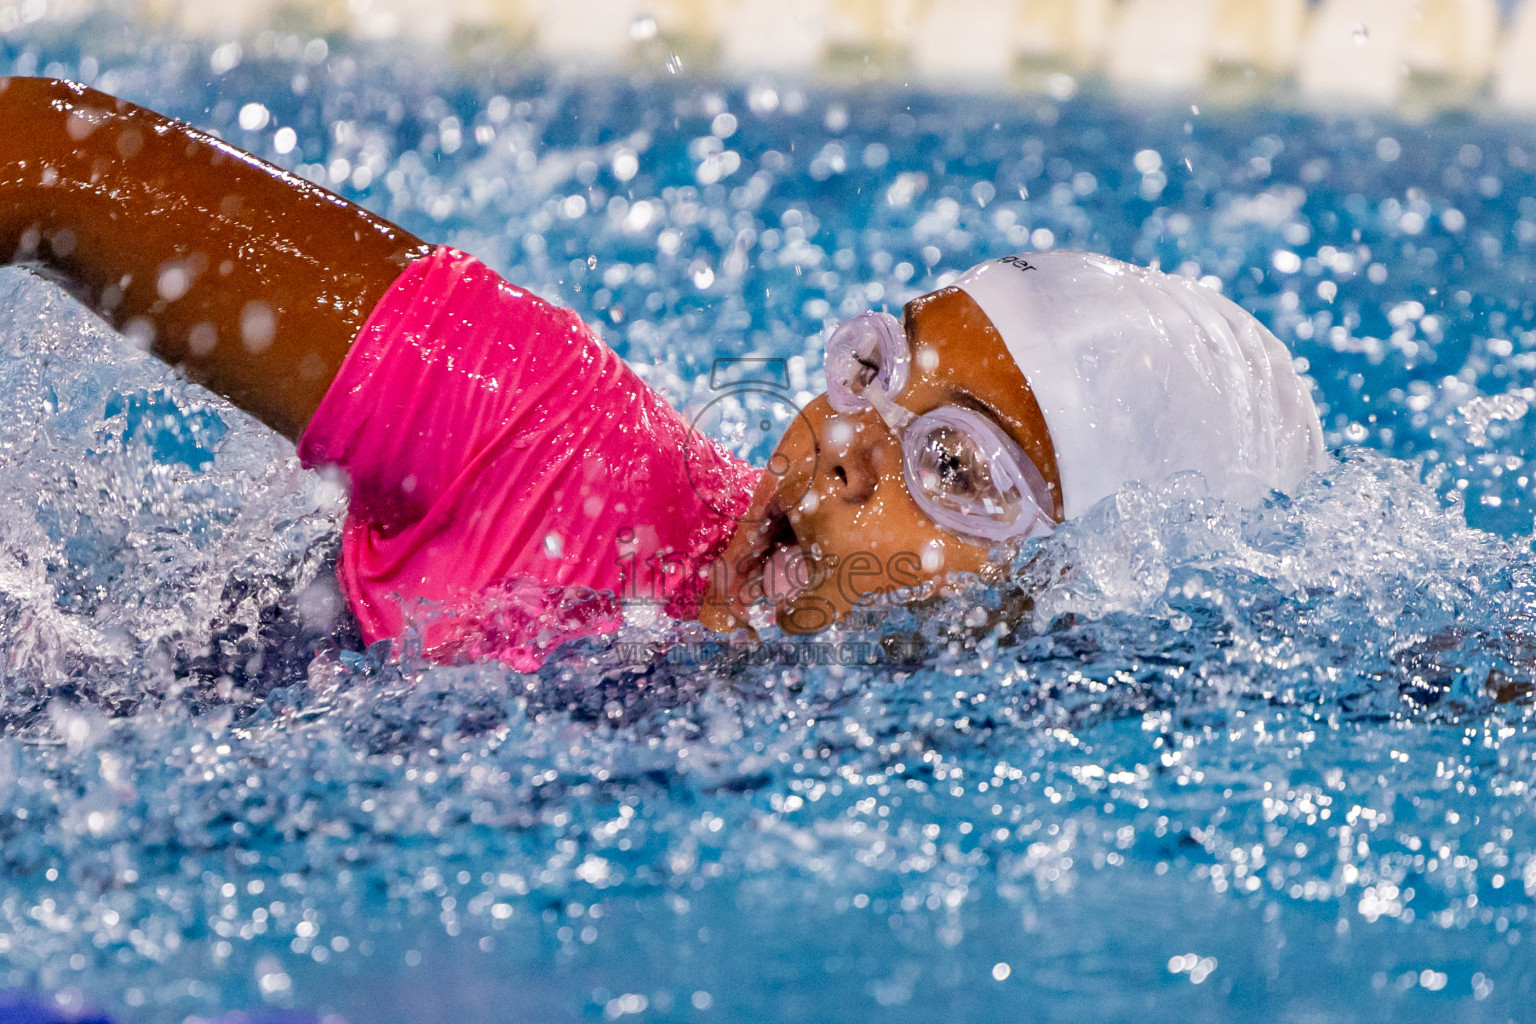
[823,311,1056,544]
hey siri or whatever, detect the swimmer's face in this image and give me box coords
[706,287,1063,634]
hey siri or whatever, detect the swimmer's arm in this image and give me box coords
[0,77,431,441]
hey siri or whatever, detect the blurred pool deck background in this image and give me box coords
[11,0,1536,112]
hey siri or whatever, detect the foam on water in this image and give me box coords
[0,269,348,723]
[2,19,1536,1024]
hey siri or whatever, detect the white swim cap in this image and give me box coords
[954,251,1326,519]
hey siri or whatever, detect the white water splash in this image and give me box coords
[1460,391,1530,446]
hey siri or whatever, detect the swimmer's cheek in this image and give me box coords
[887,550,923,590]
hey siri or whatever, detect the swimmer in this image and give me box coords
[0,78,1326,668]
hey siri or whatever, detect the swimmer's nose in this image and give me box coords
[789,396,886,507]
[826,421,879,503]
[829,455,877,503]
[829,457,878,506]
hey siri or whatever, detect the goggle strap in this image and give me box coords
[866,387,914,433]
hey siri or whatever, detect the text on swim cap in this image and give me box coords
[996,255,1037,273]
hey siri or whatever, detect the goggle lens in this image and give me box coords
[912,424,1021,524]
[825,311,909,414]
[821,313,1055,544]
[902,407,1054,544]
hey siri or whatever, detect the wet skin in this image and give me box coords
[0,76,1061,638]
[702,288,1065,634]
[0,77,428,441]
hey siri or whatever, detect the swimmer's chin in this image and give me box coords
[698,586,842,638]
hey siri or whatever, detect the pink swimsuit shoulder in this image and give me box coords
[296,246,760,670]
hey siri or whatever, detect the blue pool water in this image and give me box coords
[4,15,1536,1024]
